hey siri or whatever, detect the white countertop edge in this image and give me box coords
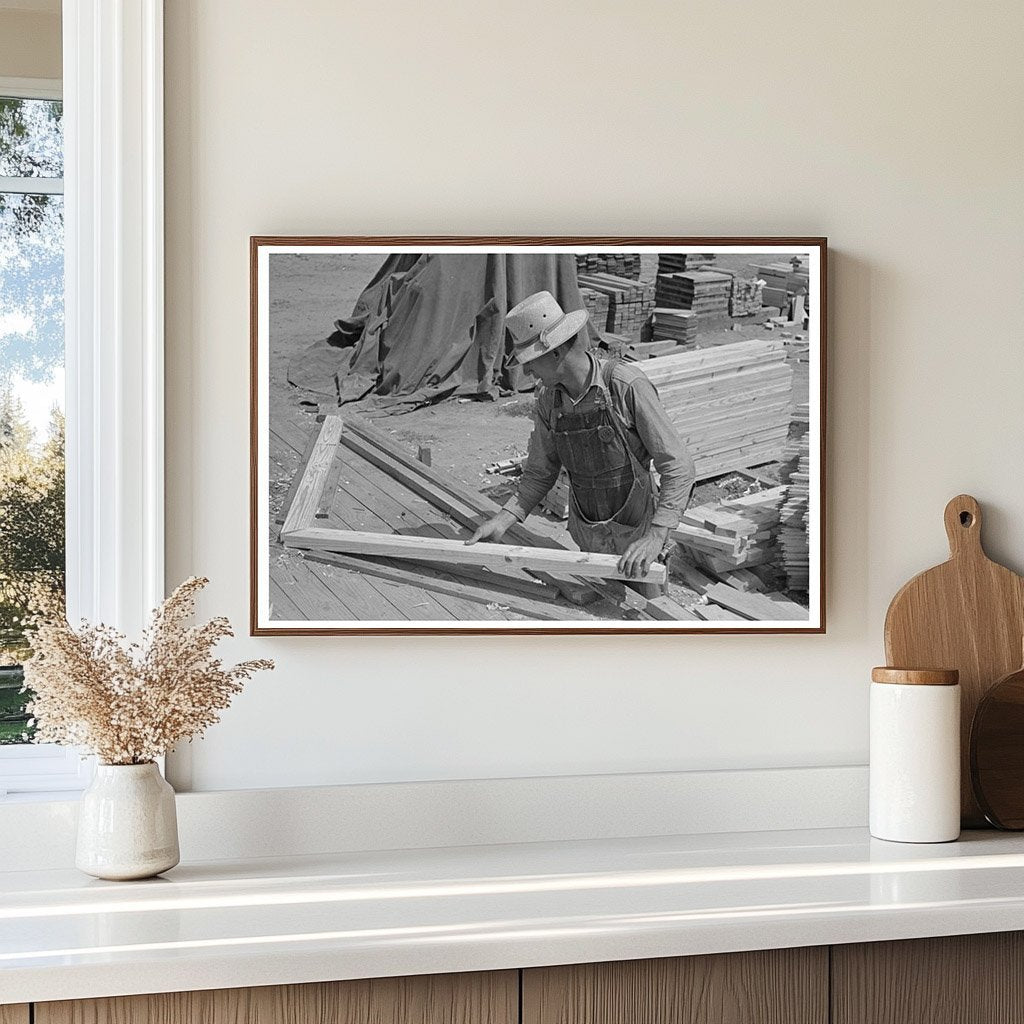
[10,901,1024,1006]
[6,825,1024,1005]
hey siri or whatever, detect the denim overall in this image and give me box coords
[551,361,657,560]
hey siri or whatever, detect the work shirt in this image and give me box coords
[502,351,696,530]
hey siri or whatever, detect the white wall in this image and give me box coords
[163,0,1024,792]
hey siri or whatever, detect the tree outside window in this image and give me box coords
[0,94,65,744]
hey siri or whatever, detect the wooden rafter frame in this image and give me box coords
[251,236,828,636]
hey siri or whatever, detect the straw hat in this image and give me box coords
[505,291,589,366]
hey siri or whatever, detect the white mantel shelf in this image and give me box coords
[4,826,1024,1004]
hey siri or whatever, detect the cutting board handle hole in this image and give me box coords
[960,511,974,527]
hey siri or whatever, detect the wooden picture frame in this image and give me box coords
[251,237,827,635]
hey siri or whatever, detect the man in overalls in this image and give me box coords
[467,290,695,595]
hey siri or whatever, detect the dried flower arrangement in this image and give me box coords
[22,577,273,765]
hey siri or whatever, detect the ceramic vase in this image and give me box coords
[76,762,180,880]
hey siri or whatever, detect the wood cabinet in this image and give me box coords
[522,948,828,1024]
[831,932,1024,1024]
[34,972,517,1024]
[13,932,1024,1023]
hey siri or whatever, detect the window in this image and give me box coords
[0,4,166,799]
[0,79,83,795]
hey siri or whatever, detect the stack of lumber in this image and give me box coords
[729,277,765,317]
[639,339,794,479]
[648,307,698,345]
[579,287,610,335]
[576,253,641,280]
[655,271,733,315]
[578,273,655,335]
[748,260,810,294]
[658,254,717,273]
[671,487,785,574]
[779,406,811,593]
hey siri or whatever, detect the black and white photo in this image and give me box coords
[251,238,825,634]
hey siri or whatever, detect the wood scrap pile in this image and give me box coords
[575,253,641,280]
[671,487,785,574]
[729,277,765,317]
[638,339,794,480]
[579,287,610,335]
[658,254,717,273]
[655,271,733,315]
[577,273,655,335]
[779,405,811,594]
[669,557,807,622]
[648,307,698,346]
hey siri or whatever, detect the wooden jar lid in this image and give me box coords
[871,667,960,686]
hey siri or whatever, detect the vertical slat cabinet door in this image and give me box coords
[832,933,1024,1024]
[0,1007,30,1024]
[522,949,828,1024]
[35,971,519,1024]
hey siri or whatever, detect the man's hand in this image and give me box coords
[617,526,669,579]
[465,509,518,545]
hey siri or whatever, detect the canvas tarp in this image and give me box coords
[287,253,593,412]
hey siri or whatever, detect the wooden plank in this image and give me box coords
[314,442,346,519]
[0,1007,29,1024]
[37,971,519,1024]
[704,583,808,621]
[281,414,344,534]
[832,933,1024,1024]
[645,594,702,621]
[305,551,595,621]
[284,527,668,584]
[691,602,747,621]
[405,560,563,602]
[522,949,827,1024]
[340,431,481,531]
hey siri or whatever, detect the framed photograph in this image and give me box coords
[251,237,826,635]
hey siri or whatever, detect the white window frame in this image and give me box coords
[0,0,164,798]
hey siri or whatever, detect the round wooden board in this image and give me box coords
[971,664,1024,829]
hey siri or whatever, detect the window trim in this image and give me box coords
[0,0,165,797]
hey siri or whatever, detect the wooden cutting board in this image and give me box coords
[884,494,1024,826]
[970,651,1024,829]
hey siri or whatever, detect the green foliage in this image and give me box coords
[0,391,65,669]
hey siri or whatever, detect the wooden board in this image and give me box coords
[37,971,518,1024]
[704,583,808,621]
[280,414,344,534]
[885,494,1024,826]
[969,655,1024,828]
[305,550,595,621]
[0,1008,29,1024]
[832,932,1024,1024]
[523,949,827,1024]
[283,527,667,584]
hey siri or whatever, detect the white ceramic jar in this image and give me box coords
[870,667,961,843]
[76,762,180,880]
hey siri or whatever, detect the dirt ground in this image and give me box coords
[267,251,812,607]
